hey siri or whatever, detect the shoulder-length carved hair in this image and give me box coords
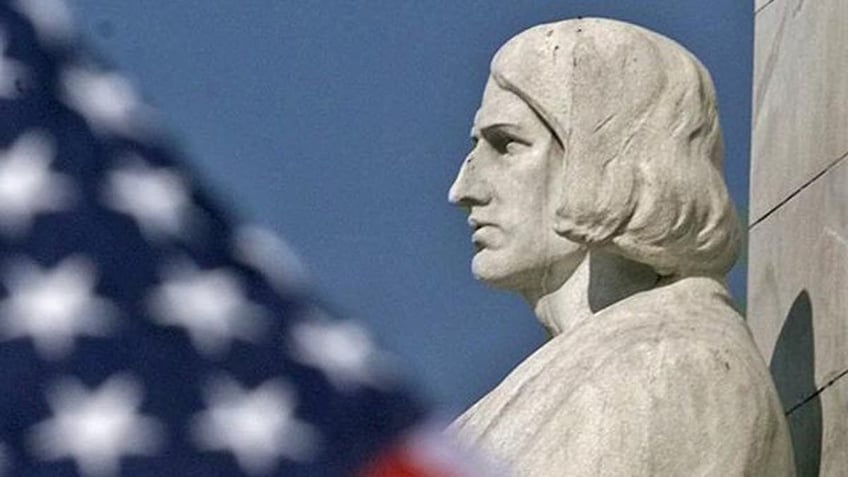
[490,18,740,277]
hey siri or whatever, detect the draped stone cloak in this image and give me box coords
[451,277,794,476]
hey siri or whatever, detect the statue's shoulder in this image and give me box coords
[551,305,763,391]
[579,282,773,390]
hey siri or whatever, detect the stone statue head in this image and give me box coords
[449,18,740,293]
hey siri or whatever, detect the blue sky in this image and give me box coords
[67,1,753,416]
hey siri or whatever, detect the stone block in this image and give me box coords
[748,156,848,400]
[751,0,848,222]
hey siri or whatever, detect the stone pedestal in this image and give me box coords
[748,0,848,474]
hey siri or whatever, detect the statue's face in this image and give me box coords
[449,80,585,291]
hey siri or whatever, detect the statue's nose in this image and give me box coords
[448,154,490,207]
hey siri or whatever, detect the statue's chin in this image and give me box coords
[471,253,509,288]
[471,251,536,291]
[471,243,589,292]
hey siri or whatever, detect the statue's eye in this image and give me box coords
[504,139,526,155]
[490,132,527,155]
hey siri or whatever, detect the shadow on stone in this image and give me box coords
[769,290,822,477]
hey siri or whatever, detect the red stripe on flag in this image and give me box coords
[359,445,465,477]
[357,423,504,477]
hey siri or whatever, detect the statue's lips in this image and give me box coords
[468,217,495,231]
[471,224,497,250]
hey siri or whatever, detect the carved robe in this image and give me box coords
[451,277,794,476]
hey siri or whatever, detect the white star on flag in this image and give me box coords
[60,66,149,137]
[12,0,74,44]
[0,27,28,99]
[147,261,267,356]
[0,255,115,360]
[28,374,163,477]
[191,375,319,475]
[102,158,194,240]
[289,316,394,391]
[0,130,75,236]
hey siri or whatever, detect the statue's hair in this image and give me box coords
[490,18,740,277]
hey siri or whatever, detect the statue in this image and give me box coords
[447,18,795,476]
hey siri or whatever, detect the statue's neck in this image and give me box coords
[522,251,660,338]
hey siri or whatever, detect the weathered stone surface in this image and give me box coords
[751,0,848,222]
[748,156,848,394]
[819,376,848,477]
[448,18,794,476]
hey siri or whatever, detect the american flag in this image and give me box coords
[0,1,488,475]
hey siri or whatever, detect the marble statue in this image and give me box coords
[447,18,795,476]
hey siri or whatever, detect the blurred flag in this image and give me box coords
[0,1,489,475]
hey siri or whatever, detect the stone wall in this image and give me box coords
[748,0,848,475]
